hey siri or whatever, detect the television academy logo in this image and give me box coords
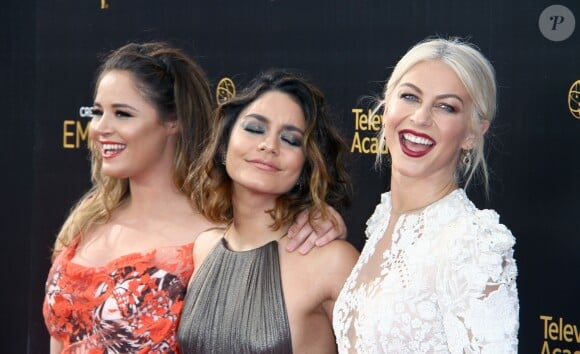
[216,77,236,104]
[569,80,580,120]
[101,0,109,10]
[62,106,92,149]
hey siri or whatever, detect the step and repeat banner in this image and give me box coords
[26,1,578,353]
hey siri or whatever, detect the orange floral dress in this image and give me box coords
[43,239,194,354]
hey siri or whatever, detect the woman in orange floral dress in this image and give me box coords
[43,42,347,353]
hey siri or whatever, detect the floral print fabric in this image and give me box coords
[43,239,194,354]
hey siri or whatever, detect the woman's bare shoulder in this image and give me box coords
[195,227,225,250]
[192,227,227,272]
[281,238,359,277]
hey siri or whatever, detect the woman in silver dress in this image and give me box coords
[178,69,359,353]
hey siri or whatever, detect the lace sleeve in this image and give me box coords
[365,192,391,241]
[435,210,519,354]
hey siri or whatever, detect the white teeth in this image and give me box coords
[102,143,126,156]
[403,133,433,146]
[102,143,126,151]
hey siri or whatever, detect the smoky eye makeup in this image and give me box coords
[240,113,304,147]
[241,118,266,135]
[280,131,303,147]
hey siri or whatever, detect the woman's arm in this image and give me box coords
[50,336,63,354]
[436,212,519,353]
[320,240,359,321]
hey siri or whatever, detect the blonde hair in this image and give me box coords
[52,42,213,259]
[377,37,497,193]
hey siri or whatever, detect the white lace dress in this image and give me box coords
[333,189,519,353]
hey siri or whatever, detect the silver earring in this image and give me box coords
[221,153,227,165]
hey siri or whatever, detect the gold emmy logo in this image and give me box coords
[101,0,109,9]
[569,80,580,119]
[216,77,236,105]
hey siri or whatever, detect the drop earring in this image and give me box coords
[462,150,472,170]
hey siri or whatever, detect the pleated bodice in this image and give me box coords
[177,238,292,354]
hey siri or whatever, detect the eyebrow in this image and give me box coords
[244,113,305,135]
[399,82,465,105]
[93,102,139,111]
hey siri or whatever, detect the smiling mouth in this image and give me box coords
[248,159,280,172]
[400,132,434,157]
[102,143,126,158]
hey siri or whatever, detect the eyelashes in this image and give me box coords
[114,110,133,118]
[241,121,303,147]
[399,93,458,113]
[436,103,457,113]
[280,133,302,147]
[90,108,103,118]
[400,93,419,102]
[90,108,134,119]
[242,122,265,134]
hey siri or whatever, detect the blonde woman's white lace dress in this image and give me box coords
[333,189,519,353]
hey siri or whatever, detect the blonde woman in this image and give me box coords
[333,38,519,353]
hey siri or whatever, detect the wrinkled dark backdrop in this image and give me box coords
[2,1,578,353]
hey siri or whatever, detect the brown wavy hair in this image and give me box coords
[52,42,213,259]
[187,69,352,230]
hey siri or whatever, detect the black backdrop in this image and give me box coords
[2,1,579,353]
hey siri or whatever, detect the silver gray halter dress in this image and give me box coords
[177,238,292,353]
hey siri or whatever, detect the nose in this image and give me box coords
[257,135,279,154]
[410,105,432,126]
[90,113,113,135]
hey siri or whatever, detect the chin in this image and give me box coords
[100,168,129,180]
[391,162,430,179]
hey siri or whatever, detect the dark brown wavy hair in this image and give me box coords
[187,69,352,230]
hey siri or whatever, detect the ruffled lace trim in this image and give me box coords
[334,189,519,354]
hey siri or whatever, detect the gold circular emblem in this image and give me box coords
[216,77,236,105]
[569,80,580,120]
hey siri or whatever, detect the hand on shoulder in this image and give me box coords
[281,237,359,294]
